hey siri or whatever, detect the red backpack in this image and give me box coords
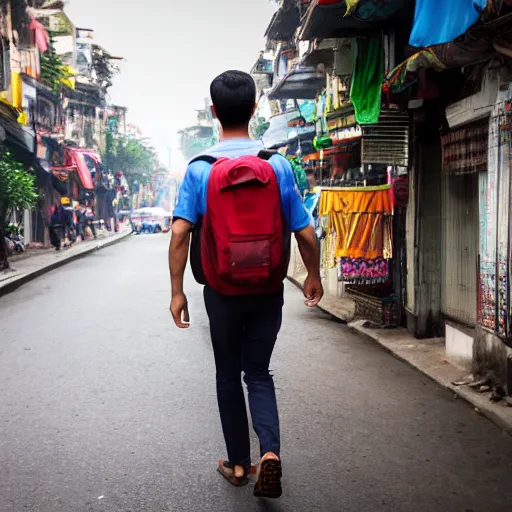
[190,151,289,296]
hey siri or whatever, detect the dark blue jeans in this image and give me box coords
[204,286,283,469]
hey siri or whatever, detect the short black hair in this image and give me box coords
[210,70,256,130]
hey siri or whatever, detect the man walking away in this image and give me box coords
[169,70,323,499]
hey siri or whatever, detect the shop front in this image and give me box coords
[474,98,512,384]
[288,104,410,326]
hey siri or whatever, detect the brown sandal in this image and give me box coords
[217,460,256,487]
[253,459,282,499]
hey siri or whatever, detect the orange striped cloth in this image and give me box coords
[318,186,393,260]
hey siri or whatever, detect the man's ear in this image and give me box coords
[211,106,217,119]
[251,103,258,117]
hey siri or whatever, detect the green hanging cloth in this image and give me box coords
[288,156,309,196]
[350,34,384,125]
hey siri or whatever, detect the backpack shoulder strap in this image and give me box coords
[257,149,278,161]
[189,155,217,165]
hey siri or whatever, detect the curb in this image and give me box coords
[287,277,512,436]
[347,321,512,437]
[287,275,343,321]
[287,275,355,323]
[0,231,133,299]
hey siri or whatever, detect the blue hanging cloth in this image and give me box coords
[409,0,487,48]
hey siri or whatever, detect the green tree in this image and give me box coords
[103,131,161,194]
[0,152,38,269]
[40,32,68,93]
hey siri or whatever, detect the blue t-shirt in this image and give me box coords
[173,139,311,232]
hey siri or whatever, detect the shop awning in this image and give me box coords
[268,64,325,100]
[298,0,413,40]
[74,148,102,172]
[64,147,94,190]
[0,101,35,164]
[385,12,512,93]
[262,108,316,148]
[265,4,301,41]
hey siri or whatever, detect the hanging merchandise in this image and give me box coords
[304,190,321,236]
[345,0,360,16]
[338,257,389,284]
[298,100,316,124]
[319,92,330,134]
[409,0,487,48]
[318,186,393,284]
[313,135,333,151]
[322,226,338,271]
[288,156,309,195]
[387,167,409,209]
[350,34,384,125]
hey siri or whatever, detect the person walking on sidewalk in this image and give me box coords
[169,70,323,499]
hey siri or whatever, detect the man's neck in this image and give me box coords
[220,126,250,141]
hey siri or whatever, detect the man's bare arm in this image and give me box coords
[294,225,323,307]
[169,218,192,328]
[295,224,320,277]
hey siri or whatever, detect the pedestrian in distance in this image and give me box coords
[169,70,323,499]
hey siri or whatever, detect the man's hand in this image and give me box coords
[295,225,322,307]
[170,292,190,328]
[303,274,323,307]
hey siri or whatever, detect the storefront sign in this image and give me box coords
[478,102,512,337]
[441,118,489,175]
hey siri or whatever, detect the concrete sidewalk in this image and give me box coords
[348,320,512,435]
[0,228,133,298]
[288,278,512,435]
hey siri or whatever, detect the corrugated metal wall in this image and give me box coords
[441,173,479,326]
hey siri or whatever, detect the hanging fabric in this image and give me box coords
[338,257,390,284]
[319,186,393,284]
[409,0,487,48]
[30,18,50,53]
[345,0,360,16]
[350,34,384,125]
[288,157,309,195]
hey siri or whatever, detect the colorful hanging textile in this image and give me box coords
[318,186,392,259]
[30,18,49,53]
[338,257,389,284]
[345,0,360,16]
[304,190,321,233]
[350,35,384,125]
[319,186,393,284]
[385,49,445,94]
[441,118,489,175]
[322,228,338,271]
[288,157,309,195]
[409,0,487,48]
[304,190,320,215]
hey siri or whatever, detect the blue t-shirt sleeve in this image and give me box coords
[173,161,207,224]
[270,155,311,232]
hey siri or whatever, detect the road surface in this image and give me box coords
[1,235,511,512]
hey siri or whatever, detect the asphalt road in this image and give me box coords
[1,235,512,512]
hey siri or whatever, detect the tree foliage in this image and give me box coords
[0,151,38,269]
[40,32,68,92]
[103,131,163,191]
[0,151,38,223]
[92,47,120,90]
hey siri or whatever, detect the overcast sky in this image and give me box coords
[67,0,277,171]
